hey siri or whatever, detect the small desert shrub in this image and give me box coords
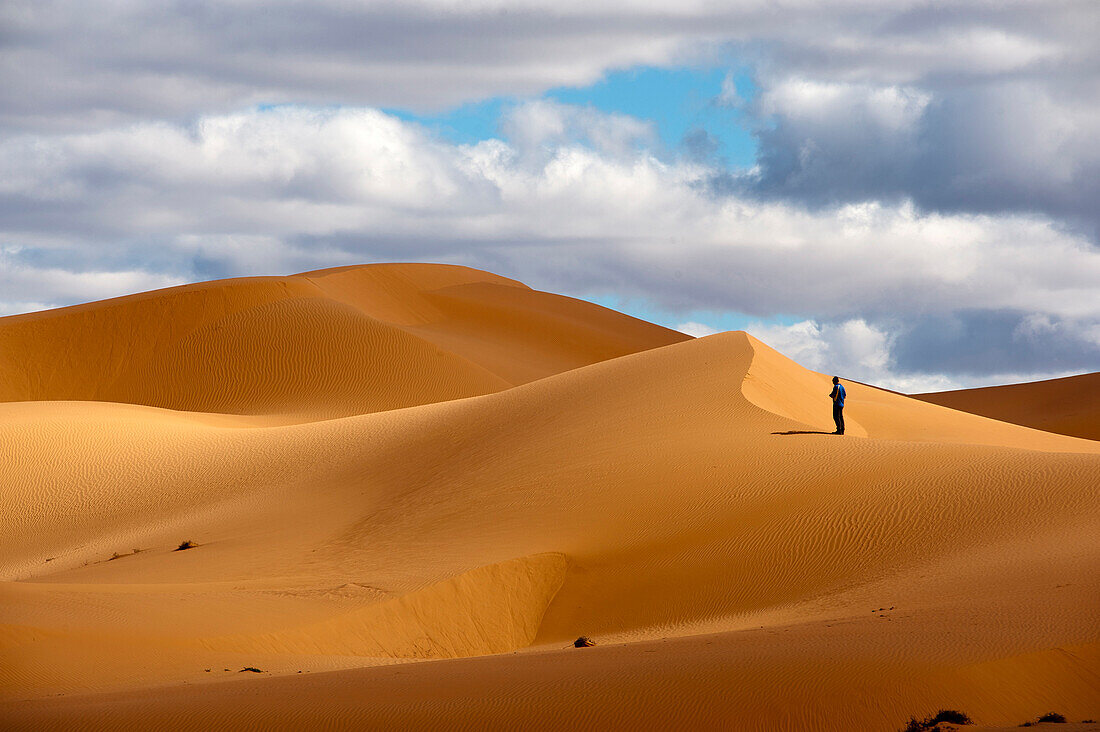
[573,636,596,648]
[175,540,197,551]
[239,667,263,673]
[902,709,973,731]
[109,552,123,561]
[1036,713,1067,723]
[929,710,972,725]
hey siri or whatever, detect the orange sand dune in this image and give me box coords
[0,263,687,418]
[914,372,1100,441]
[1,265,1097,731]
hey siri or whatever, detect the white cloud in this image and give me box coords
[502,100,656,161]
[676,322,718,337]
[3,105,1097,316]
[745,318,1082,393]
[3,1,1096,237]
[760,79,931,134]
[3,104,1098,320]
[1,1,1093,135]
[0,255,188,313]
[746,318,926,387]
[1,103,1097,383]
[747,318,894,384]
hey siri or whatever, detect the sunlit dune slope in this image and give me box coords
[2,266,1097,730]
[914,372,1100,441]
[2,325,1097,730]
[0,263,688,418]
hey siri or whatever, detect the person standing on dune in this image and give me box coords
[829,376,846,435]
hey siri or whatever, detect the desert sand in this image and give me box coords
[914,374,1100,442]
[1,263,1097,731]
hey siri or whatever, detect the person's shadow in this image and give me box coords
[771,430,834,435]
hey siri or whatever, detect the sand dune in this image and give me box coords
[1,264,1097,731]
[914,373,1100,441]
[0,263,687,418]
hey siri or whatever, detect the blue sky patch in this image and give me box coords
[583,293,802,336]
[386,64,759,169]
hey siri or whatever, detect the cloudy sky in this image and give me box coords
[2,0,1098,391]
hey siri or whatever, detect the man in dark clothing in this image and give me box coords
[829,376,846,435]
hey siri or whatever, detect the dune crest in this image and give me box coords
[740,332,867,436]
[0,263,688,418]
[743,332,1097,450]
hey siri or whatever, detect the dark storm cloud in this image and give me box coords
[745,80,1100,235]
[713,1,1100,232]
[890,310,1100,377]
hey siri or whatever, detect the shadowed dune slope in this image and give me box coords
[0,263,688,418]
[913,372,1100,441]
[2,323,1098,730]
